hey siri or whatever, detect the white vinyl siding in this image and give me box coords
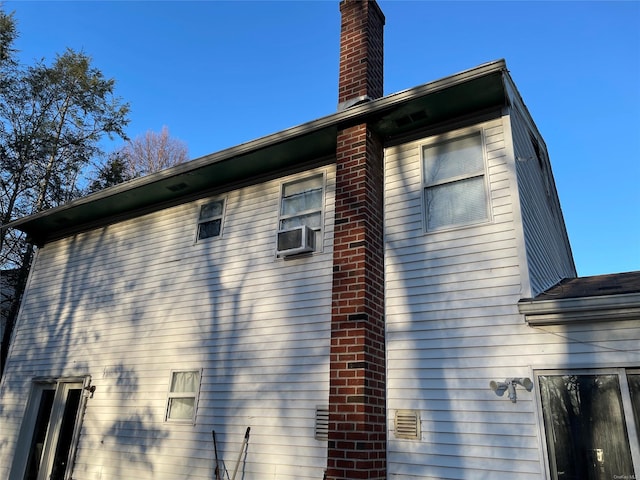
[384,116,640,480]
[0,165,335,480]
[508,98,576,296]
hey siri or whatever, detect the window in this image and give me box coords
[166,370,201,423]
[196,199,224,241]
[538,369,640,480]
[278,174,324,248]
[422,132,489,231]
[11,379,87,480]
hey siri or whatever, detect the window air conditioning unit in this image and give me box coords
[276,225,315,257]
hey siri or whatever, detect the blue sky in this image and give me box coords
[4,0,639,277]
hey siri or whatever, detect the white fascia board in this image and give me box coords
[518,293,640,326]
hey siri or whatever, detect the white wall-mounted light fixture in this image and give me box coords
[83,385,96,398]
[489,378,533,403]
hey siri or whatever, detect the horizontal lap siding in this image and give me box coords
[384,118,542,479]
[0,166,335,480]
[510,106,575,295]
[385,117,640,480]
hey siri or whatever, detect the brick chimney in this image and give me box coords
[328,2,386,480]
[337,0,385,110]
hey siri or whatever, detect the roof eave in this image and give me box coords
[4,59,509,245]
[518,292,640,326]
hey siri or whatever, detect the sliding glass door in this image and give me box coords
[539,369,640,480]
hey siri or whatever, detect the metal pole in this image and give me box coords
[230,427,250,480]
[212,430,220,480]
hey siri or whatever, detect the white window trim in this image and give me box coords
[420,126,492,233]
[165,369,202,424]
[533,367,640,478]
[276,171,326,255]
[194,197,227,244]
[10,376,90,480]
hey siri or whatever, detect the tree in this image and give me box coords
[87,126,188,192]
[0,8,16,67]
[122,125,188,178]
[0,6,130,375]
[87,150,131,192]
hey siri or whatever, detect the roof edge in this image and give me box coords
[3,59,507,232]
[3,59,509,239]
[518,292,640,326]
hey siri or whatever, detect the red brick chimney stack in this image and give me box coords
[337,0,385,110]
[328,2,386,480]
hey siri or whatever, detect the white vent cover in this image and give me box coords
[315,405,329,440]
[276,225,315,257]
[394,410,420,440]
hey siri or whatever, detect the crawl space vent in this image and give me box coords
[315,405,329,440]
[394,410,421,440]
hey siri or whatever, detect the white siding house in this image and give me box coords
[1,2,639,479]
[1,166,336,480]
[384,87,640,479]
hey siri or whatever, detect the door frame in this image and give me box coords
[534,367,640,478]
[10,376,91,480]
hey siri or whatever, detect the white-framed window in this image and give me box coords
[278,173,324,249]
[196,199,225,242]
[537,368,640,479]
[422,131,490,232]
[165,370,201,423]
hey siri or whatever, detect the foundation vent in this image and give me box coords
[315,405,329,440]
[394,409,421,440]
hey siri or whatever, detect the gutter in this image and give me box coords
[3,59,507,234]
[518,293,640,326]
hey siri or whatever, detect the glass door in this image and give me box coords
[11,380,85,480]
[538,369,640,480]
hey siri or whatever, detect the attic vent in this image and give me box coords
[166,182,188,192]
[394,410,420,440]
[315,405,329,440]
[395,110,428,128]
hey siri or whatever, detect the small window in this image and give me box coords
[278,174,324,248]
[166,370,201,423]
[197,200,224,241]
[422,133,489,231]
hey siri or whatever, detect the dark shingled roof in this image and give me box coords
[533,271,640,301]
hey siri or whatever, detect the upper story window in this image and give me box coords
[277,174,324,253]
[196,199,225,241]
[280,175,323,230]
[422,132,489,231]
